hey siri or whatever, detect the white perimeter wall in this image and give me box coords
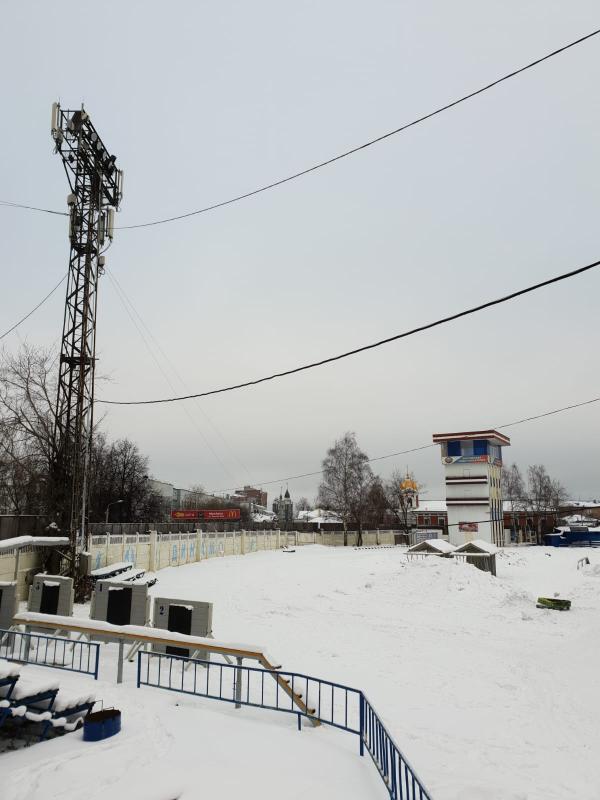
[0,530,399,600]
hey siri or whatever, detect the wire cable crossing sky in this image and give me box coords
[208,393,600,493]
[1,27,599,230]
[0,274,67,341]
[99,256,600,405]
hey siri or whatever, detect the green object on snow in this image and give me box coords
[536,597,571,611]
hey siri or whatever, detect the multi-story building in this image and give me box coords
[432,429,511,547]
[233,486,268,507]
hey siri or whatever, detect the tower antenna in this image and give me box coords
[49,102,123,585]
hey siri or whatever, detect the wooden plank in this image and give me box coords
[259,654,320,726]
[12,614,265,662]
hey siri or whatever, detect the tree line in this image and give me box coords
[0,344,160,525]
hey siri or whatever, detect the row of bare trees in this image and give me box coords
[0,344,160,524]
[502,463,568,542]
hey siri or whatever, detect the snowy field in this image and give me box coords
[2,544,600,800]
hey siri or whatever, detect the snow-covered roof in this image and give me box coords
[408,538,456,554]
[297,508,342,524]
[0,535,69,552]
[564,500,600,508]
[252,513,275,523]
[454,539,498,555]
[414,501,447,513]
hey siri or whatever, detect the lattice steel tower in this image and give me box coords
[50,103,123,572]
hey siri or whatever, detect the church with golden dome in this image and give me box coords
[399,472,420,508]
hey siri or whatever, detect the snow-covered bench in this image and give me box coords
[0,661,20,700]
[0,670,95,740]
[90,562,134,581]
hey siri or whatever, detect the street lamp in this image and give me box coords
[105,499,124,524]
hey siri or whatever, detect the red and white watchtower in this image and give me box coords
[432,430,510,547]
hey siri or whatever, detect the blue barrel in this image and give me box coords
[83,709,121,741]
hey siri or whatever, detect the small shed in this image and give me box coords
[0,581,18,631]
[90,579,150,633]
[453,540,498,577]
[152,597,213,660]
[407,539,456,558]
[27,574,74,617]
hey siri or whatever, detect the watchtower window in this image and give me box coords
[447,441,461,457]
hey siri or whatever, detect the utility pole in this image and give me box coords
[50,103,123,583]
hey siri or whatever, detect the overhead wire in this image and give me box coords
[0,200,68,217]
[1,28,599,229]
[0,274,67,342]
[208,394,600,495]
[98,255,600,405]
[113,27,600,228]
[106,269,255,485]
[104,270,241,486]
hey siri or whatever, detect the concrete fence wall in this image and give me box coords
[0,546,51,600]
[0,529,400,600]
[87,528,398,572]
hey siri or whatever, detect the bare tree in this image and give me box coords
[0,344,158,524]
[317,432,375,546]
[0,344,57,514]
[385,469,423,539]
[526,464,568,544]
[502,463,526,540]
[364,476,388,528]
[296,497,311,512]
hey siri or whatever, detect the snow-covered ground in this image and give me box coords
[2,544,600,799]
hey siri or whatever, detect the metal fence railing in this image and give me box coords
[137,650,361,733]
[137,651,432,799]
[0,629,100,679]
[361,694,432,799]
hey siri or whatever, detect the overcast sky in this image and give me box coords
[1,1,599,505]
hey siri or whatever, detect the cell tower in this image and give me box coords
[50,103,123,576]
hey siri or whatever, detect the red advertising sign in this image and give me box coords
[202,509,240,521]
[459,522,479,533]
[171,509,241,521]
[171,510,200,520]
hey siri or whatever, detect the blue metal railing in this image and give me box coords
[137,650,361,733]
[0,629,100,679]
[137,651,432,799]
[361,694,431,799]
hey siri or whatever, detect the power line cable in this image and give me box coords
[208,394,600,494]
[115,28,600,228]
[105,271,240,485]
[0,200,68,217]
[107,269,255,485]
[111,27,600,228]
[1,28,599,229]
[98,256,600,405]
[0,274,67,341]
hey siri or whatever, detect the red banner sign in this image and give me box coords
[171,508,241,521]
